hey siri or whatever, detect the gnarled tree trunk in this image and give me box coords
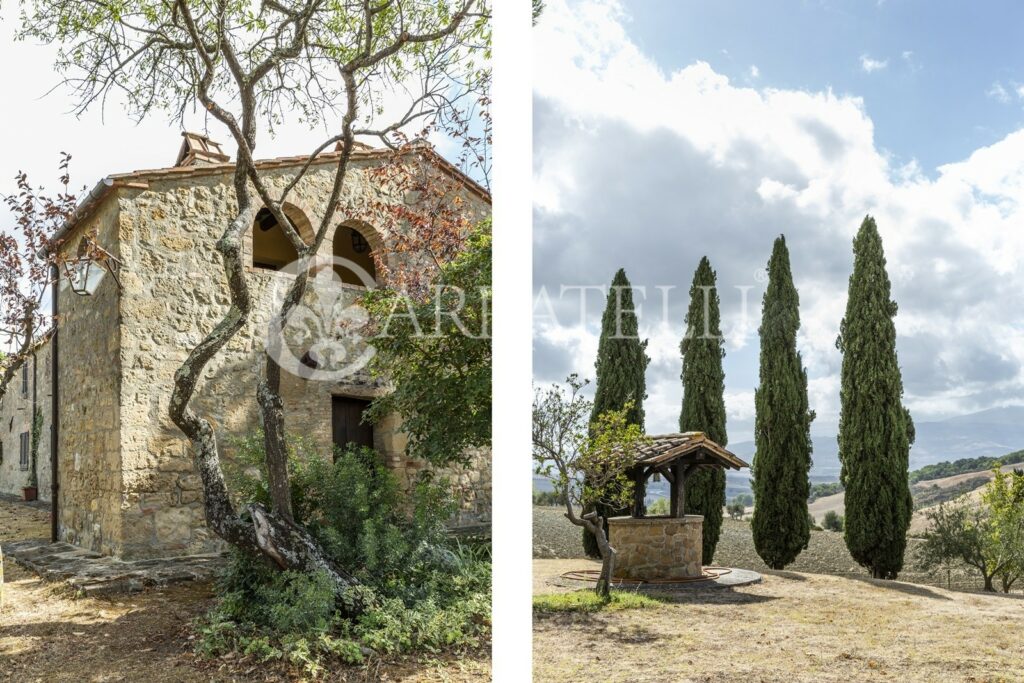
[578,511,616,598]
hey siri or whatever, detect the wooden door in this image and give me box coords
[331,396,374,456]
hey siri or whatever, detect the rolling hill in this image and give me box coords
[728,405,1024,487]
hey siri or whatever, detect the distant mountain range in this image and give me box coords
[534,406,1024,500]
[724,406,1024,490]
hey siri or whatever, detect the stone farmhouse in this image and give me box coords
[0,134,491,560]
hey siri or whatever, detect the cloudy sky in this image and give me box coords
[533,0,1024,444]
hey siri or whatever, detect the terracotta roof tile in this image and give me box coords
[629,432,748,471]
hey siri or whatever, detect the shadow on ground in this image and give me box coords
[844,574,952,601]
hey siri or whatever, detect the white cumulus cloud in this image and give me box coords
[533,0,1024,440]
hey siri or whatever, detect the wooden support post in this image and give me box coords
[677,463,699,518]
[676,464,686,517]
[669,463,681,517]
[632,468,646,517]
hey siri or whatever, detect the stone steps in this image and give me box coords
[1,538,224,596]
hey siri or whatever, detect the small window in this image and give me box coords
[20,362,28,397]
[19,431,29,471]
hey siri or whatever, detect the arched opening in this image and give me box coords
[252,206,312,271]
[332,223,377,286]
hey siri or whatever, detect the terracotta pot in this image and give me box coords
[22,486,37,502]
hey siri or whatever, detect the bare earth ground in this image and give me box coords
[534,506,990,591]
[534,558,1024,683]
[534,506,1024,681]
[0,498,490,682]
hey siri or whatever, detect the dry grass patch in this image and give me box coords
[534,559,1024,683]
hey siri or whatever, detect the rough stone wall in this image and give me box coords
[55,201,125,555]
[608,515,704,580]
[111,157,491,559]
[0,341,52,502]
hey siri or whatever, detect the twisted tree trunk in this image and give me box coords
[167,168,366,612]
[575,511,616,598]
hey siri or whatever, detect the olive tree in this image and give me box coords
[983,467,1024,593]
[533,375,648,597]
[18,0,489,605]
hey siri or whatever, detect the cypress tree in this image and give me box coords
[581,268,649,557]
[837,216,914,580]
[751,235,815,569]
[679,257,727,565]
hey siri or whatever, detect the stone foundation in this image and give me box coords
[608,515,703,580]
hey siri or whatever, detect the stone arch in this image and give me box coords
[331,220,384,287]
[251,202,315,271]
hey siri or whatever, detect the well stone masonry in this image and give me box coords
[608,515,704,580]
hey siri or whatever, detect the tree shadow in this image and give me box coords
[0,587,206,680]
[592,621,663,645]
[643,587,779,607]
[845,574,952,601]
[764,570,807,582]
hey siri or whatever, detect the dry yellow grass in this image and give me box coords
[534,559,1024,683]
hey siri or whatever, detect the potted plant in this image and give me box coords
[22,481,37,502]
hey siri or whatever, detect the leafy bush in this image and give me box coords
[727,502,746,520]
[197,433,491,676]
[646,497,670,516]
[730,493,754,508]
[822,510,844,532]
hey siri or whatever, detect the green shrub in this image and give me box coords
[822,510,844,532]
[731,493,754,508]
[197,433,492,676]
[646,497,670,516]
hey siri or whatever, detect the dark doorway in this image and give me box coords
[332,396,374,457]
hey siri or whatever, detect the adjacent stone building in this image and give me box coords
[0,340,52,504]
[0,135,491,559]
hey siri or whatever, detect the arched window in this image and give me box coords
[252,207,312,271]
[332,223,377,286]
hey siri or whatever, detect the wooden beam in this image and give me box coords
[632,467,647,518]
[677,463,699,518]
[669,463,681,517]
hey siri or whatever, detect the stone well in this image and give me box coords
[608,515,703,580]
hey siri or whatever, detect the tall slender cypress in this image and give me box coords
[679,257,727,564]
[837,216,914,580]
[751,236,815,569]
[581,268,649,557]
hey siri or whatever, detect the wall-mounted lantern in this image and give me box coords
[62,235,124,296]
